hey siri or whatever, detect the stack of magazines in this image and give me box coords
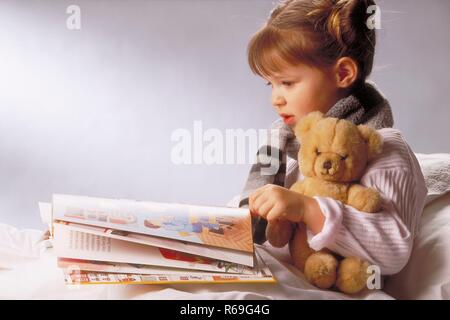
[41,194,275,285]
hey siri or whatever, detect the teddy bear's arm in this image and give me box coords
[290,180,306,195]
[347,184,382,213]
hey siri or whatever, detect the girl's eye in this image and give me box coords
[315,149,321,155]
[341,154,348,161]
[282,81,293,86]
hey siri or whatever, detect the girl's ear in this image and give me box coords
[334,57,359,89]
[357,124,384,161]
[295,111,324,140]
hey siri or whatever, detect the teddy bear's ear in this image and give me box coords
[357,124,384,161]
[294,111,324,140]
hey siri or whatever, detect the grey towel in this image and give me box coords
[239,81,394,244]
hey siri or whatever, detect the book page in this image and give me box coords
[53,222,253,273]
[64,270,276,285]
[52,194,253,253]
[53,220,254,266]
[62,249,275,285]
[58,255,262,276]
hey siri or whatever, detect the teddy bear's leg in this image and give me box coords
[304,251,339,289]
[336,257,370,294]
[288,223,315,272]
[266,220,294,248]
[347,184,382,213]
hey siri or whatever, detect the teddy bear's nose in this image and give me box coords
[323,161,332,170]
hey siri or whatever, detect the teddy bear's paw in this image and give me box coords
[358,188,382,213]
[348,186,382,213]
[304,251,338,289]
[290,181,306,194]
[266,220,294,248]
[336,257,370,294]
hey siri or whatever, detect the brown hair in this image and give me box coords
[248,0,377,88]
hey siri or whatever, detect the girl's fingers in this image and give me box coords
[256,201,275,220]
[251,190,269,216]
[266,203,284,222]
[249,185,270,213]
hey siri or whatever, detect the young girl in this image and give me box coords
[239,0,427,277]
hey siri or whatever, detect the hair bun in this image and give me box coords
[309,0,375,49]
[327,0,354,47]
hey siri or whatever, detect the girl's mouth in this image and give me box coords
[281,115,295,125]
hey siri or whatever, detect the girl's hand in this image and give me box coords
[248,184,306,222]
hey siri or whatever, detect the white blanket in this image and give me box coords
[0,235,391,300]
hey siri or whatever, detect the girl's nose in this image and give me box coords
[272,92,286,108]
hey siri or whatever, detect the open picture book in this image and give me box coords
[40,194,275,285]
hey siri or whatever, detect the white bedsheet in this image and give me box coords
[0,234,391,300]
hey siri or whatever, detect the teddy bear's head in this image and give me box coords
[294,111,383,182]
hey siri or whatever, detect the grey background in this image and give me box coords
[1,0,449,229]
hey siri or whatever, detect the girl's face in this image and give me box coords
[265,62,344,128]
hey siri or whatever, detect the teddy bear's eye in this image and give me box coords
[315,149,321,156]
[340,154,348,161]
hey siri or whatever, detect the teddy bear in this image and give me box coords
[266,111,384,294]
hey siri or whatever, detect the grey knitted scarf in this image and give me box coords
[239,81,394,244]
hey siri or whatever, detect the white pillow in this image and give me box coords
[383,192,450,299]
[415,153,450,205]
[383,153,450,299]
